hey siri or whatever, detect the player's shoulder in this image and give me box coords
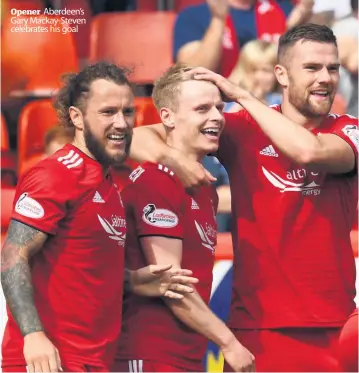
[128,162,180,186]
[21,145,87,190]
[224,105,283,124]
[328,112,358,125]
[325,113,358,134]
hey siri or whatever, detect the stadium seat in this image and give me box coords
[136,0,157,11]
[89,12,176,84]
[18,99,58,174]
[215,232,233,260]
[1,151,17,187]
[135,97,161,127]
[61,0,92,62]
[331,93,347,115]
[2,0,42,12]
[1,113,9,151]
[2,15,78,96]
[1,187,16,233]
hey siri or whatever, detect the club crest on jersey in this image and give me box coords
[15,193,44,219]
[142,204,178,228]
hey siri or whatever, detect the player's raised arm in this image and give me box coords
[1,220,62,372]
[131,124,216,189]
[191,24,358,174]
[140,235,255,372]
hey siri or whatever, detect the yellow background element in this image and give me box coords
[206,351,224,373]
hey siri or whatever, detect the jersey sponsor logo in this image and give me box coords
[93,191,105,203]
[57,149,83,169]
[262,166,321,196]
[111,214,126,228]
[142,204,178,228]
[342,124,359,151]
[97,214,126,246]
[259,144,278,157]
[129,166,145,182]
[195,221,215,254]
[15,193,45,219]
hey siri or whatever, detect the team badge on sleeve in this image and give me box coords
[342,124,359,151]
[142,204,178,228]
[15,192,44,219]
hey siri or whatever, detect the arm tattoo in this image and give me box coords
[1,220,48,336]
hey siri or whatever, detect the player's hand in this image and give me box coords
[191,67,252,103]
[207,0,229,20]
[221,337,256,372]
[132,264,199,299]
[287,0,314,28]
[23,331,62,372]
[168,148,217,190]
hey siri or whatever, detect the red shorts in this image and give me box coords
[338,309,358,372]
[2,362,108,372]
[112,359,195,372]
[224,328,342,372]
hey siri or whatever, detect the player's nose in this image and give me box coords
[112,112,128,129]
[317,67,332,84]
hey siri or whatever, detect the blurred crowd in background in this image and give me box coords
[1,0,358,241]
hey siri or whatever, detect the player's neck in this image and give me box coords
[166,138,202,162]
[71,139,109,174]
[229,0,254,10]
[280,99,326,130]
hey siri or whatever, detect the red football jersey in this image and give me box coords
[116,163,218,371]
[218,107,358,329]
[2,144,127,368]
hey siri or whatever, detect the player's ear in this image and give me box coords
[275,64,288,88]
[160,107,175,130]
[69,106,84,130]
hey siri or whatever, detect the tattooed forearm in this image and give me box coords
[1,220,48,336]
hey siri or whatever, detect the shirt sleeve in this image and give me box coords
[331,116,359,158]
[217,110,251,167]
[173,6,208,60]
[124,173,186,239]
[11,165,70,235]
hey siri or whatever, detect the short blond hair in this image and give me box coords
[152,63,194,111]
[232,40,278,91]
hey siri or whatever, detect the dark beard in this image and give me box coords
[83,122,132,167]
[288,74,333,118]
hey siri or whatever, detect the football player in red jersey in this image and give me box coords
[1,62,199,373]
[113,64,255,373]
[130,24,358,372]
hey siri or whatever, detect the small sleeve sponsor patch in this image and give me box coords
[15,193,45,219]
[342,124,359,151]
[142,203,178,228]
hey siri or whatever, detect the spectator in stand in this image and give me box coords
[332,0,358,117]
[202,156,232,232]
[173,0,313,79]
[225,39,281,112]
[44,126,74,157]
[310,0,352,26]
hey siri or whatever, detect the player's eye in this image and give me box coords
[102,110,115,116]
[123,108,135,116]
